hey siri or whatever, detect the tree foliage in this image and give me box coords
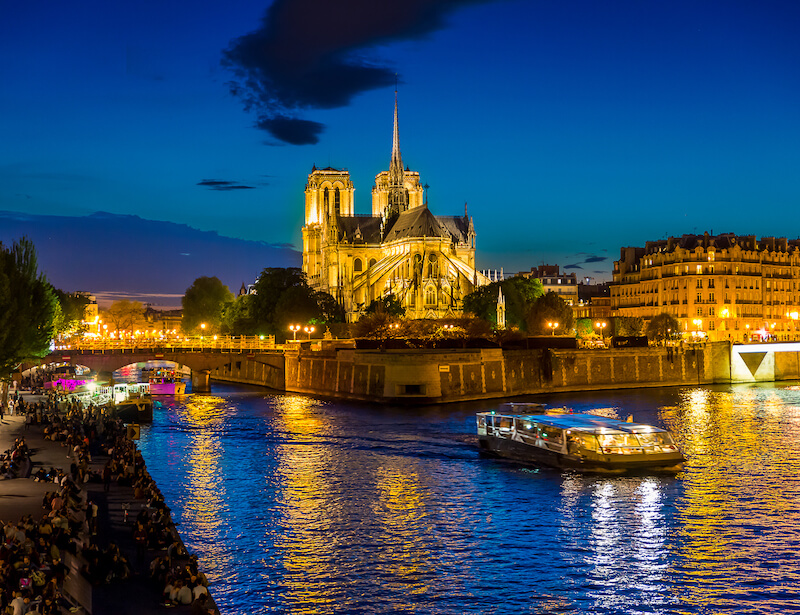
[615,316,645,337]
[181,276,234,334]
[221,294,257,336]
[645,313,680,344]
[102,300,147,332]
[524,291,574,335]
[0,238,60,380]
[248,268,345,341]
[365,293,405,318]
[53,290,90,338]
[463,277,543,329]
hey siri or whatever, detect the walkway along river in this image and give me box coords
[136,382,800,614]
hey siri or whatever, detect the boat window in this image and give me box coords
[597,433,643,454]
[517,421,537,433]
[634,431,678,452]
[538,426,563,444]
[497,417,513,430]
[574,433,599,452]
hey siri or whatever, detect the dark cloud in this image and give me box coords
[197,179,256,191]
[564,264,583,270]
[222,0,492,145]
[585,255,608,263]
[256,117,324,146]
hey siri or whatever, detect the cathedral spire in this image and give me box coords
[389,88,403,187]
[387,87,408,218]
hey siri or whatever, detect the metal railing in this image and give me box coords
[53,335,277,353]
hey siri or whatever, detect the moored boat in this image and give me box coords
[147,369,186,395]
[476,403,683,473]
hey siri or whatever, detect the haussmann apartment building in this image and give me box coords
[611,232,800,342]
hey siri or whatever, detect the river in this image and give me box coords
[135,382,800,614]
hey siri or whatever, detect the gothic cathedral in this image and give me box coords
[302,94,485,322]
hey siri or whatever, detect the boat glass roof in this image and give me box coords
[477,411,667,434]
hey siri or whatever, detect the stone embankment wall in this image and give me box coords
[211,342,732,403]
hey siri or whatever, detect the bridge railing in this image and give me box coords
[54,335,277,353]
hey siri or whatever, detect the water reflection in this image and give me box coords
[138,384,800,614]
[668,386,800,611]
[176,396,231,575]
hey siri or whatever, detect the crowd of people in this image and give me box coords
[0,389,218,614]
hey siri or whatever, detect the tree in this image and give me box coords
[365,293,404,317]
[103,300,147,332]
[181,276,234,334]
[53,290,90,338]
[525,291,574,335]
[616,316,645,337]
[221,294,257,336]
[273,286,321,340]
[0,238,60,396]
[314,291,347,324]
[463,277,543,329]
[250,268,308,328]
[645,313,680,344]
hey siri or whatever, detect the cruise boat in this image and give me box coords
[476,403,684,473]
[146,369,186,395]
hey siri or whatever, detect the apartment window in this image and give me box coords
[696,307,703,316]
[696,293,702,303]
[696,265,703,275]
[709,293,715,303]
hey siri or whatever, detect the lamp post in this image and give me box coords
[289,324,300,341]
[547,321,559,336]
[594,321,607,344]
[303,325,315,340]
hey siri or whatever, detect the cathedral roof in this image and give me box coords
[337,215,383,243]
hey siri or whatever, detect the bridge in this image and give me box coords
[27,337,285,392]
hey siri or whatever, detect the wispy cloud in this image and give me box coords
[197,179,256,191]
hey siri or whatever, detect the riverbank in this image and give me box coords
[0,394,219,614]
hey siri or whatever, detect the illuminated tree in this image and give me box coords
[615,316,645,337]
[525,291,574,335]
[0,238,60,397]
[463,277,543,329]
[103,300,148,332]
[645,313,680,344]
[53,290,91,338]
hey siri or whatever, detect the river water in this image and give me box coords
[135,383,800,614]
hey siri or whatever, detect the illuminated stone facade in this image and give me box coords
[302,95,485,322]
[611,233,800,342]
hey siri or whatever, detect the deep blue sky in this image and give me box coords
[3,0,799,283]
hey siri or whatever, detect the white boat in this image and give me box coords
[476,403,684,473]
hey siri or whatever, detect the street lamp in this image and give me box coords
[547,321,559,336]
[304,325,315,340]
[289,324,301,341]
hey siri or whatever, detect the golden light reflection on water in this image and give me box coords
[177,395,231,571]
[371,465,432,595]
[269,396,436,611]
[662,386,800,610]
[271,396,341,612]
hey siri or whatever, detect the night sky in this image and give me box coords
[3,0,799,283]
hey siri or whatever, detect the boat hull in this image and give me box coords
[478,435,683,473]
[112,398,153,423]
[149,382,186,395]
